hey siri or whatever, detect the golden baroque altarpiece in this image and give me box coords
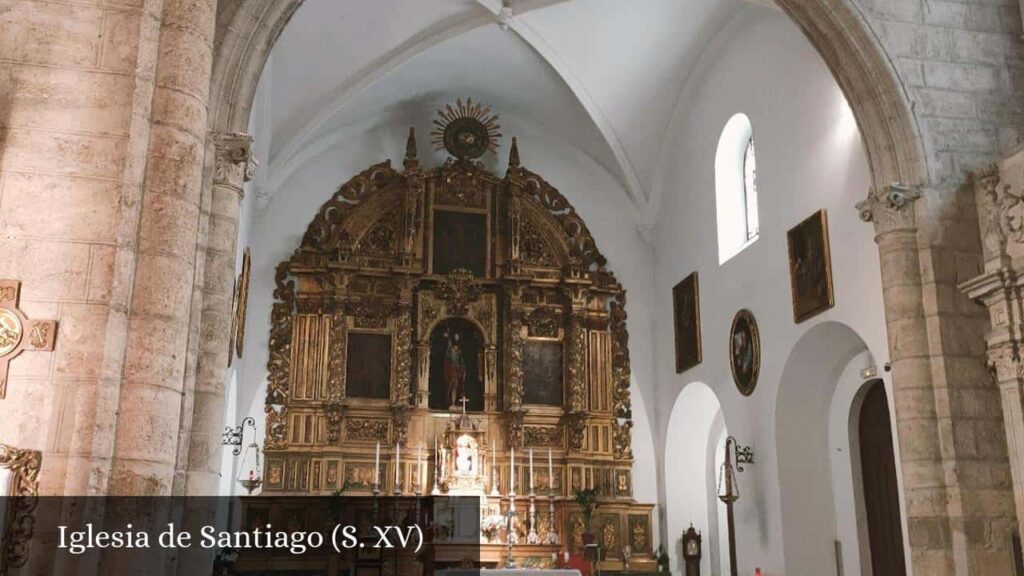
[260,106,653,568]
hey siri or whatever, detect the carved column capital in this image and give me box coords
[988,344,1024,384]
[855,183,922,237]
[212,131,256,193]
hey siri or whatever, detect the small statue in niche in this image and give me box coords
[443,330,466,407]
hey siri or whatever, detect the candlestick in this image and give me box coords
[547,448,553,493]
[547,493,558,545]
[529,448,534,494]
[527,493,539,544]
[394,442,400,492]
[510,447,515,493]
[431,439,441,495]
[374,441,380,486]
[491,438,498,495]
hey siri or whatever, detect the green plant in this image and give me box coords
[573,488,599,531]
[654,544,670,573]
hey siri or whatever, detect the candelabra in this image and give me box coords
[506,491,518,569]
[547,491,559,545]
[491,460,500,496]
[432,449,441,495]
[372,482,381,528]
[527,492,539,544]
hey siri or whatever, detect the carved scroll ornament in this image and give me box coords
[0,443,40,571]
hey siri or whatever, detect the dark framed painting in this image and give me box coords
[787,209,835,323]
[523,340,563,406]
[345,333,392,399]
[729,309,760,396]
[431,209,488,277]
[672,272,701,374]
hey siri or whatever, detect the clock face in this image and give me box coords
[443,117,491,159]
[685,539,699,556]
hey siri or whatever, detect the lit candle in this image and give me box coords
[510,446,515,493]
[395,442,400,486]
[374,441,380,485]
[492,438,496,475]
[529,448,534,492]
[548,448,553,491]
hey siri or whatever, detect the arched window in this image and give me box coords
[715,114,760,264]
[743,136,759,241]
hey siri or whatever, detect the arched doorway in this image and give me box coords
[857,379,906,575]
[777,321,891,575]
[665,382,727,576]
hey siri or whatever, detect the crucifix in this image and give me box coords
[458,396,470,415]
[0,280,57,399]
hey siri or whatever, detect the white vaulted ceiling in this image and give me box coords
[259,0,747,212]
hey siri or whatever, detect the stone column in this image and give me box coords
[182,132,253,495]
[961,150,1024,554]
[859,184,1017,574]
[107,0,217,496]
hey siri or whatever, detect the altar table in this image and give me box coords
[437,571,582,576]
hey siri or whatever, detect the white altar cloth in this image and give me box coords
[437,571,582,576]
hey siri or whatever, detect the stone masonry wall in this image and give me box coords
[856,0,1024,181]
[0,0,148,495]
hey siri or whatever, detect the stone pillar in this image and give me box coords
[859,184,1017,574]
[107,0,217,496]
[961,150,1024,556]
[182,133,253,495]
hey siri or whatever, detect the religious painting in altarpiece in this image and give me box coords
[259,114,653,566]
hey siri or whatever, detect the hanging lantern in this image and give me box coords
[717,437,740,505]
[237,438,263,494]
[224,417,263,494]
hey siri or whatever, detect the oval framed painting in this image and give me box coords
[729,309,760,396]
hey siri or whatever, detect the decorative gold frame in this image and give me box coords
[0,443,40,574]
[672,272,701,374]
[786,209,835,323]
[729,309,760,397]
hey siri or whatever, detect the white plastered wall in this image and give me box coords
[651,6,896,575]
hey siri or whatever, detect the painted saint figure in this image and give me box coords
[443,331,466,407]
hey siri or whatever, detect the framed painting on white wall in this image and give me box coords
[787,209,835,323]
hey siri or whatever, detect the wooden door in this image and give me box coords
[859,380,907,575]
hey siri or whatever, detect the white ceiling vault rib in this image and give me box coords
[266,10,494,183]
[474,0,649,212]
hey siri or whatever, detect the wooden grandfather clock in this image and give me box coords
[683,524,702,576]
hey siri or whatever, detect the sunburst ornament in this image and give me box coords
[431,98,502,160]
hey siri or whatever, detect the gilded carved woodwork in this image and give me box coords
[438,269,481,316]
[609,292,632,419]
[524,425,563,448]
[0,443,40,572]
[394,304,414,404]
[265,405,288,450]
[613,419,634,460]
[506,409,526,450]
[390,403,411,447]
[327,312,347,400]
[527,307,561,339]
[505,304,525,409]
[326,402,345,443]
[259,112,649,560]
[565,412,587,452]
[345,419,390,442]
[565,315,587,414]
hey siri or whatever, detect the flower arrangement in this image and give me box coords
[481,514,507,542]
